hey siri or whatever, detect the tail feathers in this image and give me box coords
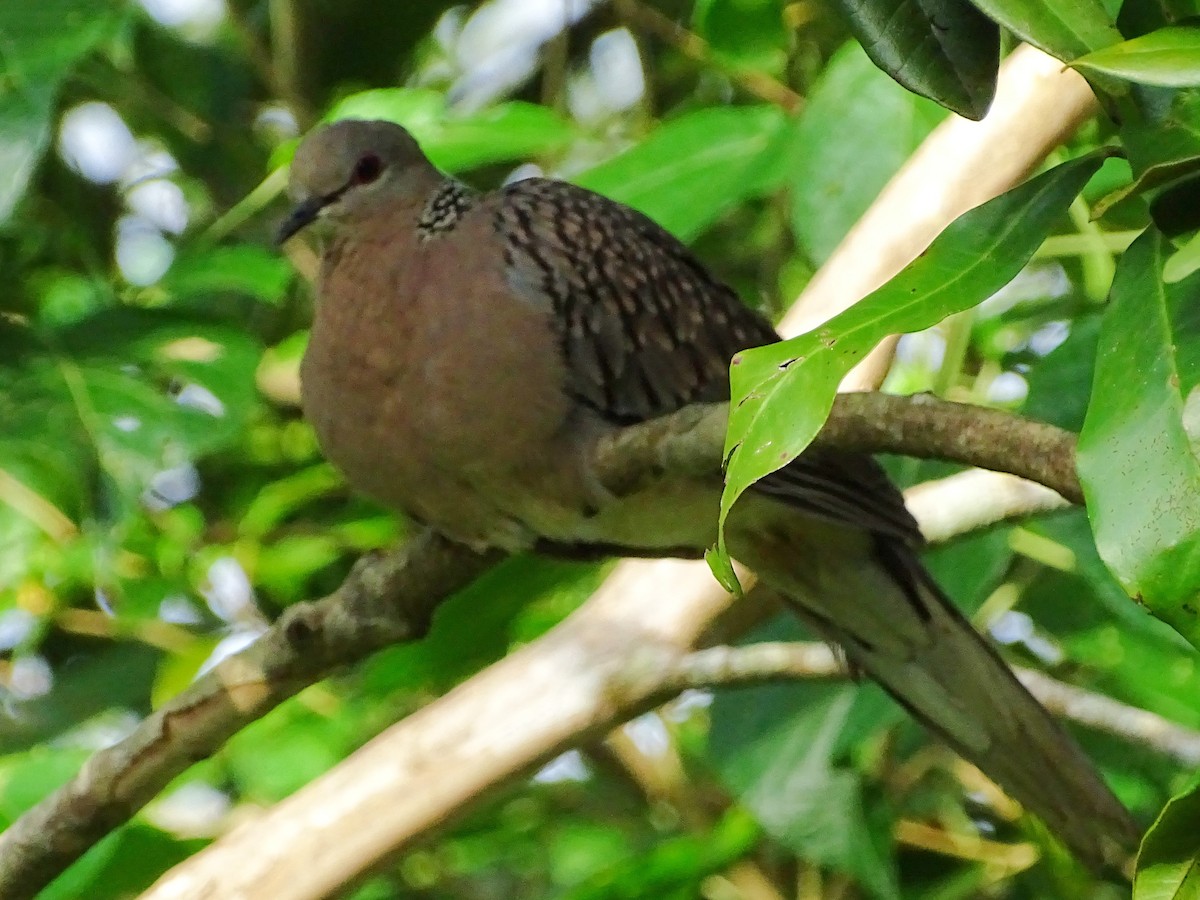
[732,523,1140,873]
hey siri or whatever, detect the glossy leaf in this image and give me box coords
[968,0,1121,62]
[577,106,788,241]
[1078,229,1200,647]
[1134,783,1200,899]
[825,0,998,119]
[718,155,1103,556]
[789,43,945,264]
[1073,26,1200,87]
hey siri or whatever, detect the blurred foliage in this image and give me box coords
[1,0,1200,897]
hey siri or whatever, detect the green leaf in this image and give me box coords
[1134,783,1200,899]
[709,620,901,900]
[1073,26,1200,87]
[693,0,788,74]
[969,0,1121,62]
[789,43,946,264]
[718,155,1103,560]
[1122,89,1200,180]
[0,83,58,228]
[825,0,999,119]
[562,809,761,900]
[1165,228,1200,283]
[1078,229,1200,647]
[0,0,127,221]
[576,106,787,242]
[324,88,574,172]
[1022,314,1102,432]
[163,245,293,305]
[43,824,205,900]
[1118,0,1200,41]
[0,748,89,823]
[1116,88,1200,233]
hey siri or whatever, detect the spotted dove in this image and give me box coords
[279,119,1138,869]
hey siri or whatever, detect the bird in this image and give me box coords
[279,118,1139,871]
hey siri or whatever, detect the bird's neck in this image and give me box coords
[415,178,478,241]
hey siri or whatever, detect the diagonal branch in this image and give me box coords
[0,533,499,899]
[0,393,1077,899]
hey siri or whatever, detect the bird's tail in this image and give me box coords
[729,518,1140,873]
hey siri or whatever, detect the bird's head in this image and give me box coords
[278,119,437,243]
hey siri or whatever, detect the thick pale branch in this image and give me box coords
[140,636,1200,900]
[0,392,1078,899]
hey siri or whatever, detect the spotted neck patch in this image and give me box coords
[417,179,477,240]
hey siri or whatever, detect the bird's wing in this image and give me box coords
[496,178,773,421]
[495,177,921,545]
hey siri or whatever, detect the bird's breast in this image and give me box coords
[299,227,588,542]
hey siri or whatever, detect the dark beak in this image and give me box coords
[276,196,328,245]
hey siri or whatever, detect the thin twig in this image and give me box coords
[662,642,1200,767]
[616,0,804,113]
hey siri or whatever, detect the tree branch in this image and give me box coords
[592,392,1081,504]
[0,533,499,899]
[0,392,1078,898]
[139,636,1199,900]
[662,643,1200,767]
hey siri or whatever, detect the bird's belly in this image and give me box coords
[300,337,594,550]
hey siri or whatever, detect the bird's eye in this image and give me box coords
[353,153,383,184]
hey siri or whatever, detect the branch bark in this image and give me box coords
[0,533,499,899]
[139,634,1200,900]
[0,394,1077,899]
[593,392,1082,505]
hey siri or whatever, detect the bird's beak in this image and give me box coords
[276,195,328,245]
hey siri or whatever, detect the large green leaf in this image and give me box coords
[1073,26,1200,87]
[718,155,1103,561]
[789,43,946,265]
[1078,229,1200,647]
[968,0,1121,62]
[825,0,999,119]
[576,106,788,242]
[1134,783,1200,900]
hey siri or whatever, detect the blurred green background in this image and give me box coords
[2,0,1200,897]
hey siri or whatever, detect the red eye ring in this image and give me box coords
[353,153,383,184]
